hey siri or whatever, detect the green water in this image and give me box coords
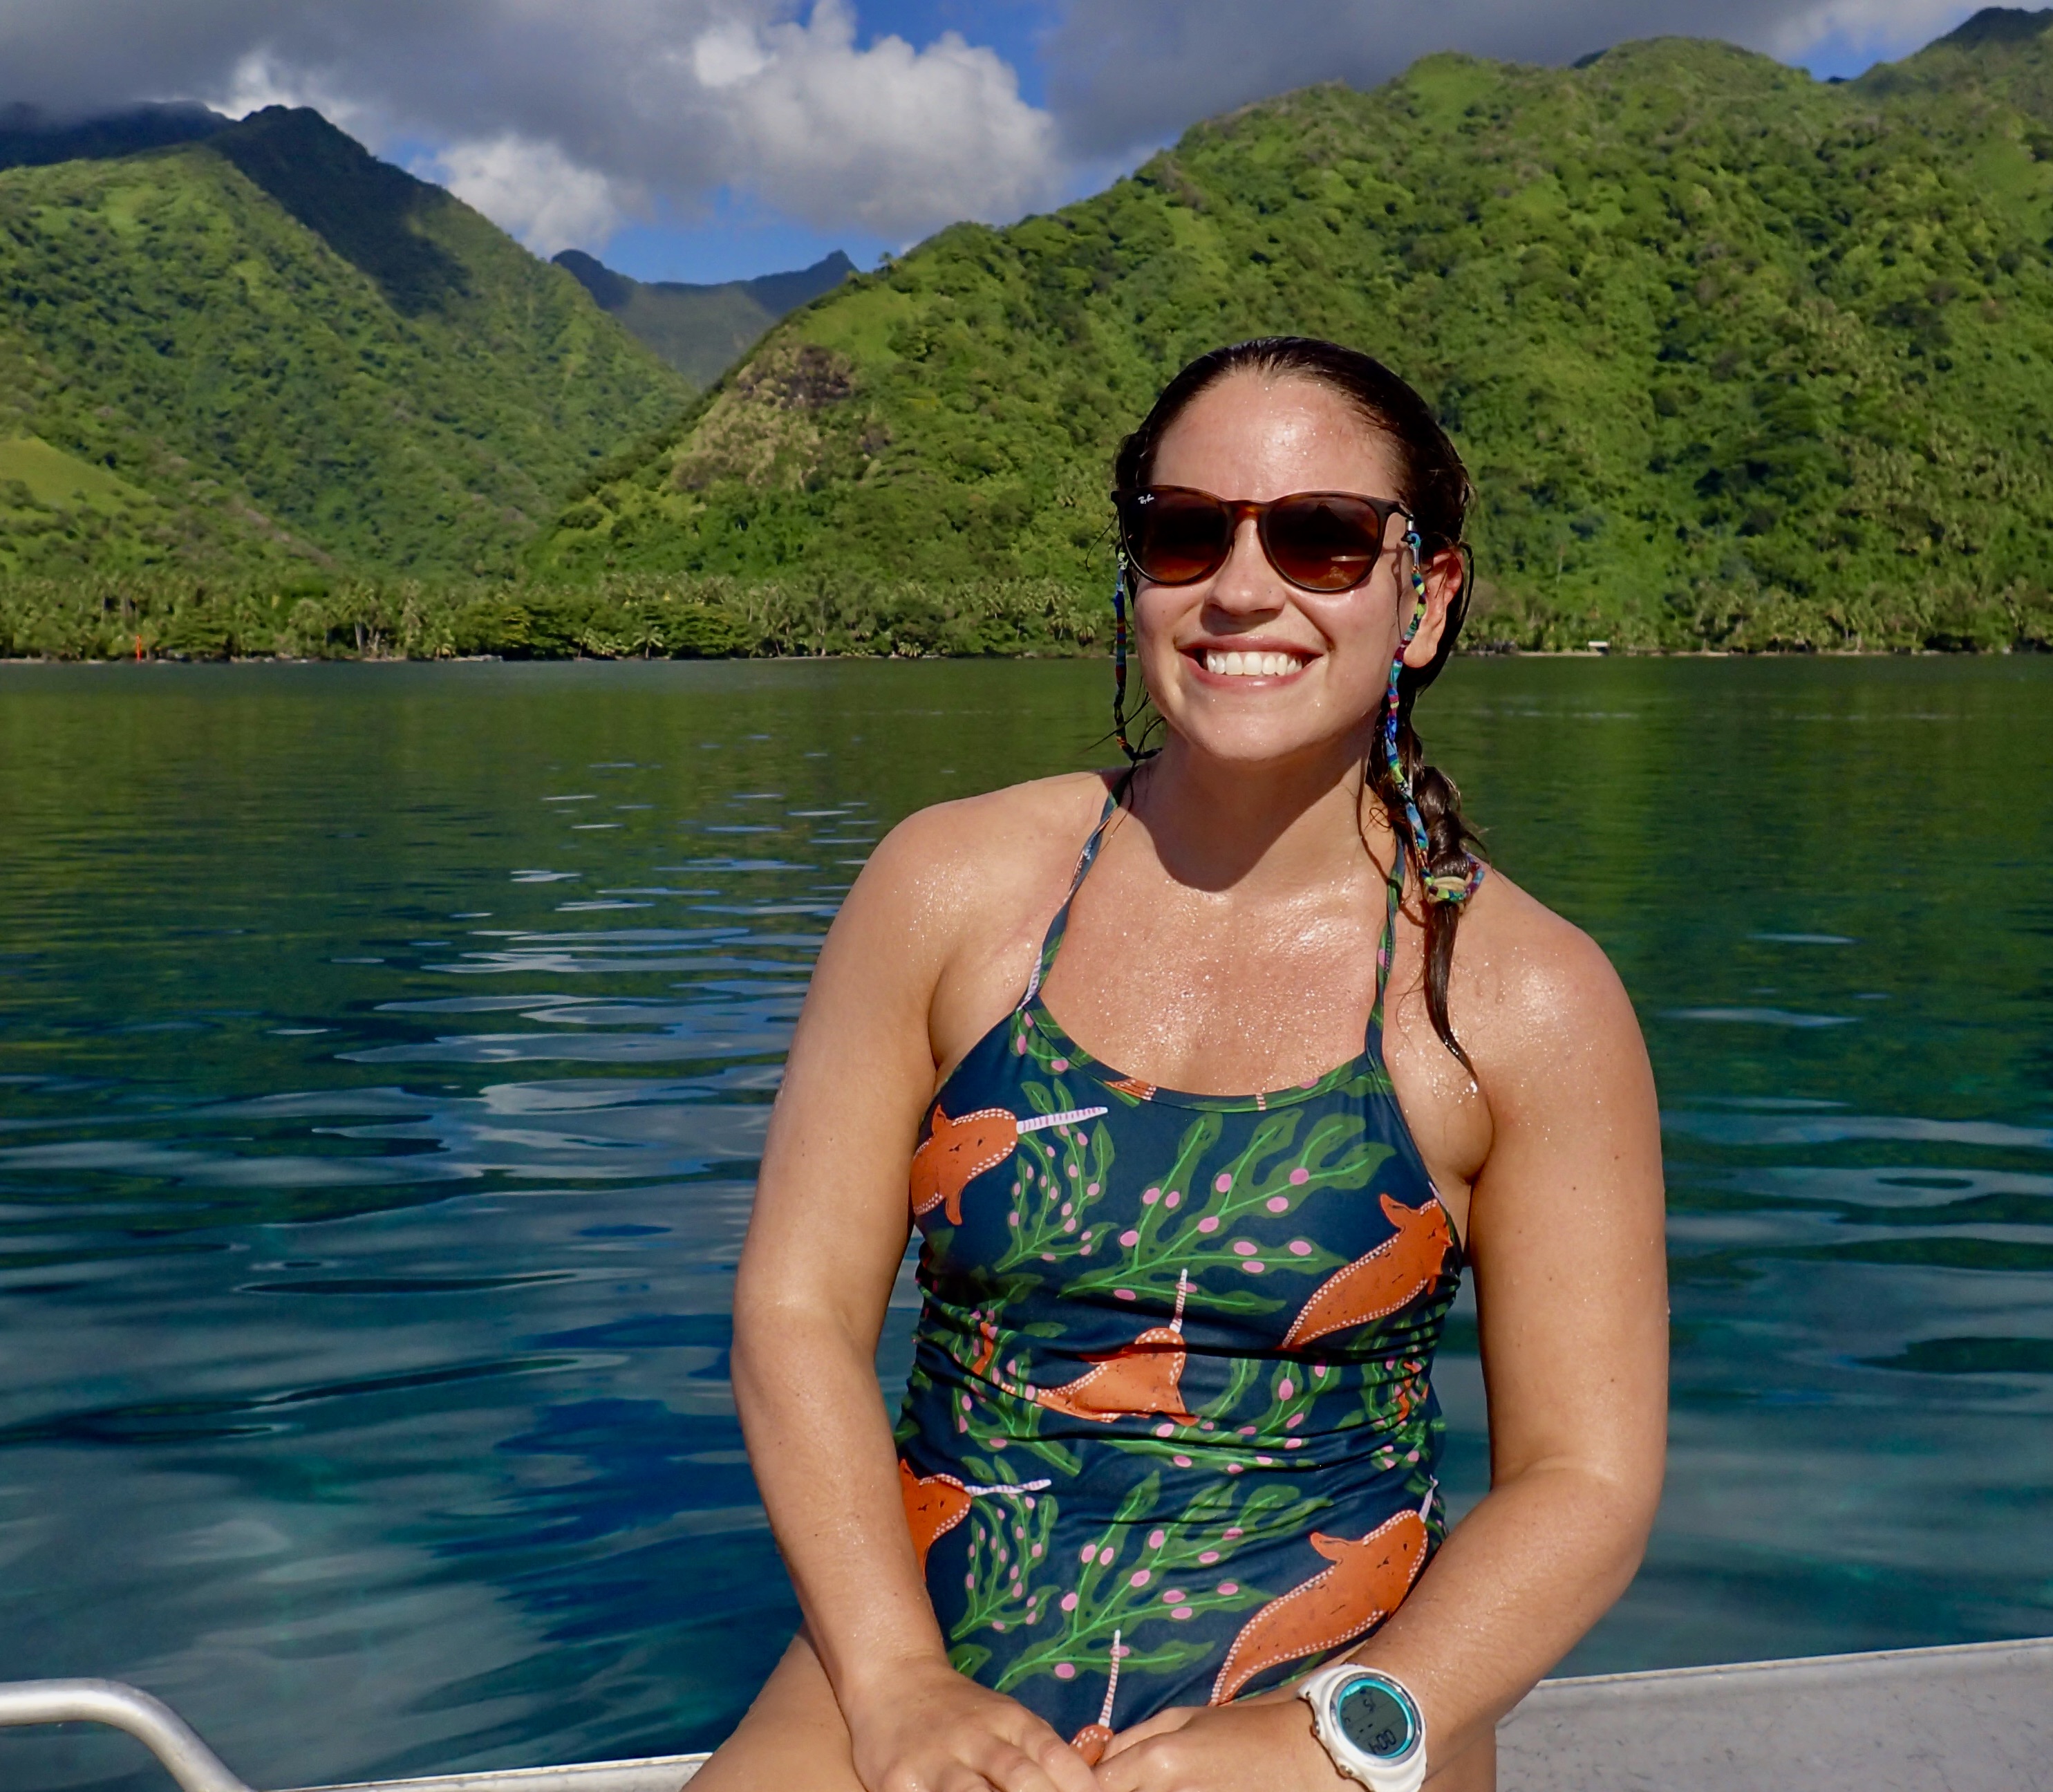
[0,657,2048,1789]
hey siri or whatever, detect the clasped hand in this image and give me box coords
[847,1664,1347,1792]
[1095,1697,1351,1792]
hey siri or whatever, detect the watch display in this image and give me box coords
[1336,1677,1417,1761]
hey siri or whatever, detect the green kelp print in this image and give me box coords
[899,1296,1083,1481]
[1058,1110,1379,1313]
[997,1091,1117,1273]
[945,1450,1063,1674]
[990,1473,1328,1697]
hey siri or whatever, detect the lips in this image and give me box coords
[1190,644,1313,678]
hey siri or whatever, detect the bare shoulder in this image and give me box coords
[1444,866,1644,1098]
[838,770,1114,957]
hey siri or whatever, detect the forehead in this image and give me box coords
[1150,371,1400,499]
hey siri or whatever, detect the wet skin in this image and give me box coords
[700,372,1668,1792]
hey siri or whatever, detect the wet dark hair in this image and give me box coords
[1112,336,1485,1070]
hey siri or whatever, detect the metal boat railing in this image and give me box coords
[0,1683,707,1792]
[6,1635,2051,1791]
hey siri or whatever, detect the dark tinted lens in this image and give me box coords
[1264,494,1385,591]
[1125,489,1230,584]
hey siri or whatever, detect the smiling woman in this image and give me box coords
[704,339,1668,1792]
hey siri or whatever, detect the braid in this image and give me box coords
[1372,711,1486,1075]
[1373,535,1485,1072]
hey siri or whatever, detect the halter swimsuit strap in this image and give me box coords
[1367,851,1405,1050]
[1023,784,1408,1061]
[1020,787,1121,1009]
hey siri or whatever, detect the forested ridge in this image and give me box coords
[0,106,690,582]
[554,248,856,386]
[13,12,2053,657]
[534,8,2053,653]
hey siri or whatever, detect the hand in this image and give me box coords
[1095,1696,1351,1792]
[843,1656,1105,1792]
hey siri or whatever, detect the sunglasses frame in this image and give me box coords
[1112,485,1416,595]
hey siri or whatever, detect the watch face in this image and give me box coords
[1336,1677,1416,1762]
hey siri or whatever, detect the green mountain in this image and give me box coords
[554,248,855,386]
[0,101,231,169]
[534,8,2053,651]
[0,106,691,577]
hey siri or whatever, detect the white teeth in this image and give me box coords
[1203,650,1302,678]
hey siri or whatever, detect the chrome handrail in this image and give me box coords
[0,1677,709,1792]
[0,1678,253,1792]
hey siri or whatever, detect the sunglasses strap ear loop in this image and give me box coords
[1112,552,1141,763]
[1385,528,1483,906]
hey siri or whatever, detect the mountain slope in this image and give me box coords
[0,102,232,170]
[0,107,691,577]
[555,248,854,385]
[1859,6,2053,112]
[535,25,2053,649]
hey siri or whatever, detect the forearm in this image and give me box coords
[732,1303,947,1710]
[1344,1459,1655,1766]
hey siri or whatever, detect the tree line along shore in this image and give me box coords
[4,568,2048,662]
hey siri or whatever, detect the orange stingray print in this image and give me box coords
[909,1101,1108,1225]
[1208,1487,1436,1704]
[899,1459,1051,1574]
[1278,1193,1452,1352]
[1035,1271,1197,1426]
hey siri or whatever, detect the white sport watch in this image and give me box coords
[1296,1662,1428,1792]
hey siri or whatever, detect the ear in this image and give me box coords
[1400,545,1464,672]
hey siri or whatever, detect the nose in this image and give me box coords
[1205,516,1282,617]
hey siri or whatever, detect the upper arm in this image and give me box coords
[733,805,967,1350]
[1462,912,1668,1504]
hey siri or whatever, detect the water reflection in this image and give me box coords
[0,657,2047,1788]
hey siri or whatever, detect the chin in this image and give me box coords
[1147,669,1378,771]
[1162,709,1365,769]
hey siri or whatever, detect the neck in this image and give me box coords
[1126,724,1390,895]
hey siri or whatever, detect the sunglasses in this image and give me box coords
[1114,485,1414,595]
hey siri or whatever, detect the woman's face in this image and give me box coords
[1133,371,1458,771]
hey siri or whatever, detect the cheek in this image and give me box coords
[1132,586,1192,662]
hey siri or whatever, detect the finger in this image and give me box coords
[1091,1744,1144,1792]
[1098,1706,1201,1760]
[1024,1728,1105,1792]
[973,1739,1067,1792]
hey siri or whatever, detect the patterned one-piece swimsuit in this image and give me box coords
[893,784,1465,1751]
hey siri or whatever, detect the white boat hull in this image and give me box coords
[7,1636,2050,1791]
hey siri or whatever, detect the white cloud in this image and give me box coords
[203,46,377,140]
[420,135,635,259]
[692,21,771,90]
[1761,0,1976,58]
[0,0,1067,254]
[711,1,1061,234]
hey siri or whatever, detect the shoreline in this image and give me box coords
[2,646,2043,666]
